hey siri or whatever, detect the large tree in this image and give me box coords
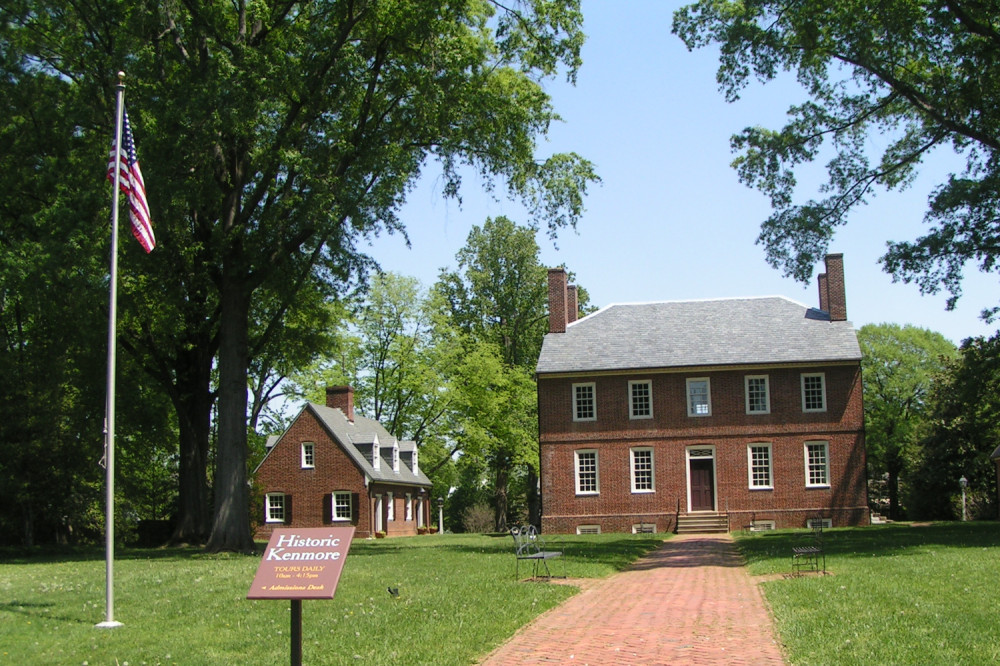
[3,1,597,552]
[673,1,1000,315]
[909,334,1000,519]
[858,323,956,519]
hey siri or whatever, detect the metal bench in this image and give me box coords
[510,525,562,580]
[792,525,825,574]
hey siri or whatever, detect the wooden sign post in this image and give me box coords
[248,527,355,665]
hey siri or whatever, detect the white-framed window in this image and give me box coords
[631,523,656,534]
[301,442,315,469]
[801,373,827,412]
[387,491,395,521]
[265,493,286,523]
[747,443,773,489]
[804,441,830,487]
[574,449,599,495]
[807,518,833,529]
[745,375,770,414]
[576,524,601,535]
[392,442,399,473]
[573,383,597,421]
[405,493,413,521]
[630,447,655,493]
[372,440,381,471]
[411,448,419,475]
[628,380,653,419]
[749,520,776,531]
[332,491,352,521]
[686,378,711,416]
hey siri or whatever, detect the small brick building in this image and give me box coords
[536,254,868,534]
[254,386,433,540]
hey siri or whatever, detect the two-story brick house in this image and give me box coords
[536,255,868,533]
[254,386,433,540]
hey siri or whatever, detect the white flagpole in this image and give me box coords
[97,71,127,630]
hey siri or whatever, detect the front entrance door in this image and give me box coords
[690,459,715,512]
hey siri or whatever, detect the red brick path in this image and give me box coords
[480,534,786,665]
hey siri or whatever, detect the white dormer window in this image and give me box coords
[372,438,380,471]
[301,442,315,469]
[392,441,399,473]
[411,447,419,475]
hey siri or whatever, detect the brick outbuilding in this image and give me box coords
[254,386,433,540]
[536,255,868,534]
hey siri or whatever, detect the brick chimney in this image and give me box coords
[326,385,355,422]
[566,285,579,324]
[547,268,568,333]
[820,254,847,321]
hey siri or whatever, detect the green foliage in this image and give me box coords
[673,1,1000,315]
[2,0,596,551]
[908,334,1000,519]
[738,523,1000,664]
[0,532,662,664]
[859,323,956,519]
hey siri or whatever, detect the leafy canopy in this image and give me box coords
[673,1,1000,317]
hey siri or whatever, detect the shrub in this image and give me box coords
[462,503,494,533]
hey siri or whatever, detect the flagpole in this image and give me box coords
[97,71,126,630]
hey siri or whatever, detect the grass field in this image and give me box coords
[737,521,1000,666]
[0,532,661,665]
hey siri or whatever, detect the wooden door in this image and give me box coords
[690,459,715,512]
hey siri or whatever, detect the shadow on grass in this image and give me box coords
[0,599,94,625]
[737,521,1000,568]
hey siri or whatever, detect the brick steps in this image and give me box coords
[676,513,729,534]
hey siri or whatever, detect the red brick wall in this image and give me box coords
[254,408,429,540]
[539,364,868,533]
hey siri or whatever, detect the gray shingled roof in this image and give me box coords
[257,402,432,488]
[536,297,861,375]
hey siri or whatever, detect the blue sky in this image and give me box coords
[366,1,996,346]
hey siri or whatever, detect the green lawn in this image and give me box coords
[0,532,662,665]
[737,522,1000,666]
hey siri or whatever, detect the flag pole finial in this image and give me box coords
[118,71,125,83]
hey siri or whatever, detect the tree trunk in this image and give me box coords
[205,272,255,553]
[170,345,213,544]
[493,461,510,533]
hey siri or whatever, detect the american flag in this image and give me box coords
[107,107,155,253]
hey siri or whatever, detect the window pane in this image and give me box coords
[750,446,771,487]
[333,492,351,520]
[747,377,768,413]
[574,384,595,420]
[807,443,828,485]
[632,449,654,491]
[576,451,598,493]
[803,375,825,411]
[630,381,652,418]
[688,379,710,416]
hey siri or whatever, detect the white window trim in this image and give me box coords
[686,377,712,417]
[301,442,315,469]
[745,375,771,414]
[747,443,773,490]
[576,524,601,535]
[804,441,831,488]
[265,493,285,523]
[411,448,419,475]
[405,493,413,521]
[631,523,657,534]
[801,372,827,412]
[630,447,655,493]
[574,449,600,495]
[572,382,597,422]
[807,518,833,529]
[372,437,381,471]
[387,491,395,521]
[628,380,653,420]
[332,491,352,521]
[392,441,400,473]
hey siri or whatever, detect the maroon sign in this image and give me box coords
[247,527,355,600]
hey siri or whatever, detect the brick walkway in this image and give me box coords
[479,534,786,665]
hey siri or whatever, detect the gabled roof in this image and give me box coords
[536,296,861,375]
[256,402,432,488]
